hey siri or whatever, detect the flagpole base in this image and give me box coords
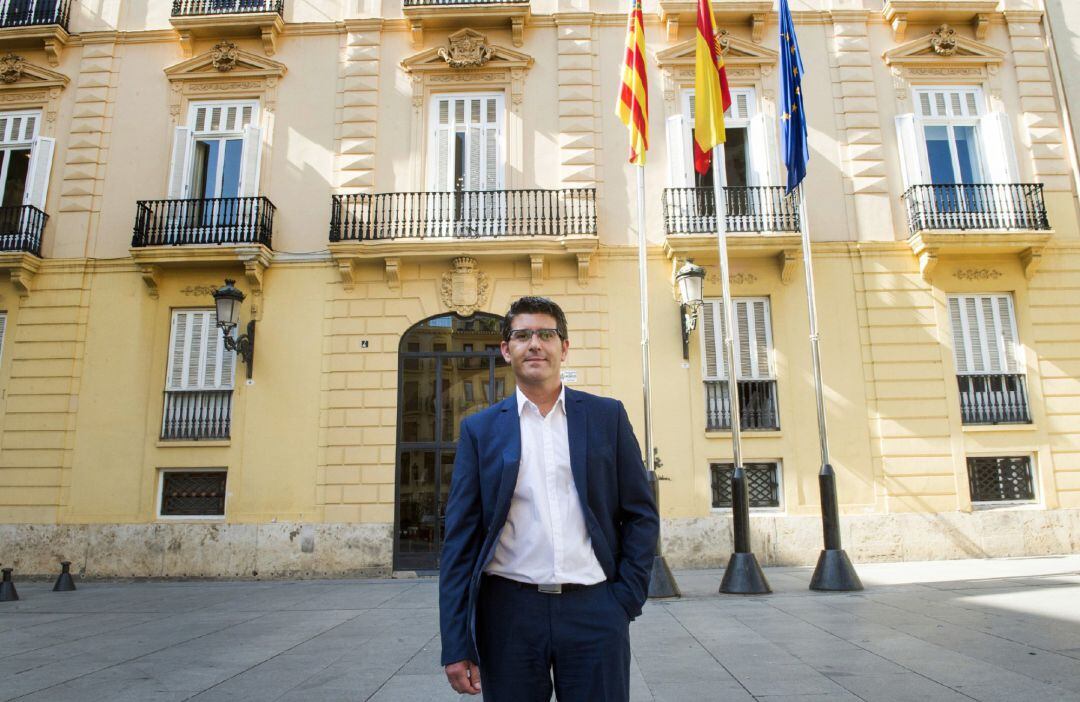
[648,554,681,599]
[809,549,863,592]
[719,552,771,595]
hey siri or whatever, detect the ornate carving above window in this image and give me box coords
[883,27,1004,101]
[655,33,777,114]
[0,54,67,125]
[164,43,286,124]
[401,29,533,106]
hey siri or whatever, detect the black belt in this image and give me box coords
[485,574,603,594]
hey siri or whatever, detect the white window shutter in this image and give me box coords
[979,111,1019,184]
[747,112,772,187]
[751,299,772,379]
[167,310,235,391]
[22,136,55,211]
[219,324,236,388]
[483,97,501,190]
[700,300,727,381]
[666,114,688,188]
[735,300,752,379]
[949,294,1022,376]
[167,126,194,199]
[895,114,927,189]
[187,311,207,388]
[996,296,1022,373]
[238,124,262,198]
[0,312,6,365]
[432,96,452,191]
[167,311,191,390]
[948,297,970,374]
[205,314,221,388]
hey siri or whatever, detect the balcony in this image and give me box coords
[958,373,1031,426]
[402,0,530,47]
[130,197,274,298]
[0,0,71,65]
[704,379,779,432]
[902,183,1053,281]
[0,204,45,256]
[662,186,802,284]
[170,1,284,56]
[161,389,232,440]
[328,189,599,288]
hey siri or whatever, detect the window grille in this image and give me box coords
[160,470,227,516]
[711,462,780,508]
[967,456,1035,503]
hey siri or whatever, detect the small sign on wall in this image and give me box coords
[560,369,578,384]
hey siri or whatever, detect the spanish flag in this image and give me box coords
[616,0,648,166]
[693,0,732,175]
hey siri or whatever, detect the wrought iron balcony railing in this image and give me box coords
[663,186,800,235]
[704,379,779,431]
[330,189,597,241]
[902,183,1050,234]
[0,0,70,29]
[171,0,283,16]
[132,197,275,248]
[161,390,233,440]
[958,373,1031,425]
[0,205,46,256]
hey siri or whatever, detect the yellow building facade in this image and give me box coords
[1,0,1078,577]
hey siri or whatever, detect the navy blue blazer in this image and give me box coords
[438,387,659,666]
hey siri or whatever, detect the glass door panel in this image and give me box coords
[396,450,437,569]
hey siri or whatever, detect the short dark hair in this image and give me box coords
[501,296,569,342]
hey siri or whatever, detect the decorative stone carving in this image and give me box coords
[438,29,494,69]
[930,25,958,57]
[953,268,1002,281]
[441,257,490,315]
[707,271,758,285]
[211,41,240,72]
[0,54,25,84]
[180,284,221,296]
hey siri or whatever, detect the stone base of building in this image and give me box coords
[662,508,1080,569]
[3,509,1078,578]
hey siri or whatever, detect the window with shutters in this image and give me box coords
[428,93,504,193]
[948,293,1031,425]
[916,87,985,186]
[167,100,261,202]
[699,297,779,431]
[0,110,53,210]
[677,88,769,190]
[162,309,236,440]
[0,312,6,367]
[710,461,782,509]
[967,456,1036,504]
[158,469,227,518]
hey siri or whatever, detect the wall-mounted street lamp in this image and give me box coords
[212,279,255,379]
[675,259,706,359]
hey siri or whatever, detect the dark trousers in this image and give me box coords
[477,575,631,702]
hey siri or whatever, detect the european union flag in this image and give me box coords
[779,0,808,194]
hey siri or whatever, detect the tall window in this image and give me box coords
[162,309,236,440]
[0,312,6,366]
[0,110,53,212]
[429,93,504,192]
[667,87,772,189]
[167,101,262,201]
[948,293,1030,425]
[895,87,1018,188]
[699,297,779,431]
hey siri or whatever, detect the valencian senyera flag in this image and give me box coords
[693,0,731,175]
[616,0,649,165]
[779,0,809,193]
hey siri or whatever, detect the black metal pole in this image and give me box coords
[719,466,771,594]
[647,470,680,599]
[809,465,863,591]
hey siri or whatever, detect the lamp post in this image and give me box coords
[212,279,255,379]
[676,259,706,360]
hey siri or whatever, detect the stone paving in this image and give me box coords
[1,556,1079,701]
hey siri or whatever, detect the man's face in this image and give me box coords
[500,312,569,387]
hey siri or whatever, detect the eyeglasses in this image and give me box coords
[507,328,561,343]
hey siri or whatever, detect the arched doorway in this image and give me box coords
[394,312,515,571]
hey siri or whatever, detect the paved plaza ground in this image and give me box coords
[2,555,1079,701]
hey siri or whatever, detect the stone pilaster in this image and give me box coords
[829,11,887,195]
[1006,11,1071,191]
[554,14,599,188]
[336,21,382,192]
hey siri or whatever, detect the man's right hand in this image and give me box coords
[445,660,482,695]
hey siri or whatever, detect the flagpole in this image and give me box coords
[797,184,862,592]
[713,145,770,595]
[636,166,680,599]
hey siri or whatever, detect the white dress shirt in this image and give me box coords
[484,386,606,585]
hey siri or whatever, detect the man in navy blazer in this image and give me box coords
[440,296,658,701]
